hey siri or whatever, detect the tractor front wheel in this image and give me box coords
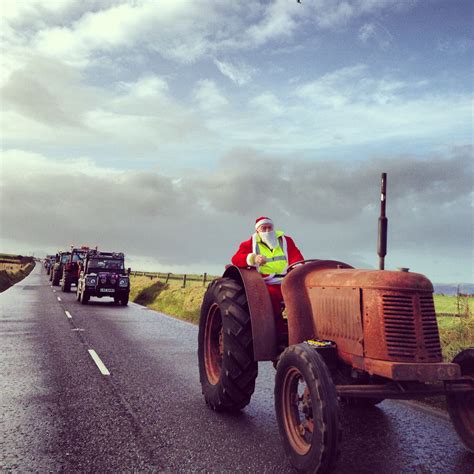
[275,343,341,473]
[198,278,257,412]
[447,348,474,452]
[80,290,89,305]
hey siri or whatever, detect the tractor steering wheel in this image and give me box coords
[286,259,321,273]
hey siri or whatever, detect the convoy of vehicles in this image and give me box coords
[45,247,130,306]
[40,174,472,473]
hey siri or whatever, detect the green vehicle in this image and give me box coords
[51,252,70,286]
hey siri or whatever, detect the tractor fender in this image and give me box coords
[223,265,277,361]
[282,260,353,346]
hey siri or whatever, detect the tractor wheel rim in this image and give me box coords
[204,303,223,385]
[282,366,313,455]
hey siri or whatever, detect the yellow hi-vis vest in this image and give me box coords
[252,230,288,285]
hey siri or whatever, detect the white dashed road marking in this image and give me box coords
[88,349,111,376]
[65,310,72,319]
[57,296,61,302]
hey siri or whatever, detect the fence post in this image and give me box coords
[182,274,187,288]
[165,273,171,284]
[202,273,207,286]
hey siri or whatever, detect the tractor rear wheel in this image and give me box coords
[447,348,474,452]
[275,343,341,473]
[61,275,70,292]
[52,269,61,286]
[198,277,257,412]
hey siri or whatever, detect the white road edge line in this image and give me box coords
[65,310,72,319]
[57,296,61,301]
[88,349,111,376]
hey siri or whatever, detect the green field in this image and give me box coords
[0,254,35,292]
[434,294,471,316]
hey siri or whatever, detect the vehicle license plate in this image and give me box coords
[100,288,115,293]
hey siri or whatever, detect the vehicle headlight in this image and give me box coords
[119,278,129,287]
[85,277,97,286]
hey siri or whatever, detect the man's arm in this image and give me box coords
[231,238,256,267]
[286,236,304,265]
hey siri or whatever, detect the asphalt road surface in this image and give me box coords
[1,265,473,473]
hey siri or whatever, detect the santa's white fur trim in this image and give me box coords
[255,218,273,230]
[246,253,256,266]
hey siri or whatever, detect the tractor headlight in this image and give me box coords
[119,278,129,287]
[85,277,97,286]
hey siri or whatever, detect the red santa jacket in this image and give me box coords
[231,233,304,269]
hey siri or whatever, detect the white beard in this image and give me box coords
[259,230,278,250]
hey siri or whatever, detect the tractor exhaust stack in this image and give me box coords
[377,172,388,270]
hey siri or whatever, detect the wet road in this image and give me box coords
[1,265,473,473]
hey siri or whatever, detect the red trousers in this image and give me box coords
[266,284,287,333]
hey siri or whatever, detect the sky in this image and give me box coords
[0,0,472,283]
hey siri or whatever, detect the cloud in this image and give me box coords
[1,57,100,127]
[358,22,393,49]
[0,59,210,159]
[214,59,257,86]
[248,92,284,116]
[1,146,472,282]
[193,80,229,112]
[2,1,419,70]
[437,37,474,55]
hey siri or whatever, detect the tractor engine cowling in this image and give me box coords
[282,263,442,367]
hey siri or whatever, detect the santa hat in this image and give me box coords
[255,216,273,230]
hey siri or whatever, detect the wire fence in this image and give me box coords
[130,271,220,288]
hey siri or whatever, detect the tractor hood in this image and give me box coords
[304,268,433,292]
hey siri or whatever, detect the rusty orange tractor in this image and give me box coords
[197,174,473,473]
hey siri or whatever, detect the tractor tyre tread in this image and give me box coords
[198,277,258,412]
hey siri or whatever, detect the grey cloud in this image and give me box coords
[1,146,472,280]
[1,58,97,128]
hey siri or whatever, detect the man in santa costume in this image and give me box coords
[231,216,304,334]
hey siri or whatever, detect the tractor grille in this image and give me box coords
[419,295,443,359]
[382,294,442,362]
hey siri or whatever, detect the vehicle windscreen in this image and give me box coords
[61,254,69,263]
[72,252,87,263]
[88,258,124,271]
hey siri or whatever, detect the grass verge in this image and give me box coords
[130,275,206,324]
[0,261,36,292]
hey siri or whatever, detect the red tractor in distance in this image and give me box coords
[198,174,473,473]
[60,246,90,292]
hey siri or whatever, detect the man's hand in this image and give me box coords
[255,255,267,265]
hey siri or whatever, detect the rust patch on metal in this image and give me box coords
[363,358,461,382]
[223,265,276,361]
[308,287,363,356]
[282,260,353,346]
